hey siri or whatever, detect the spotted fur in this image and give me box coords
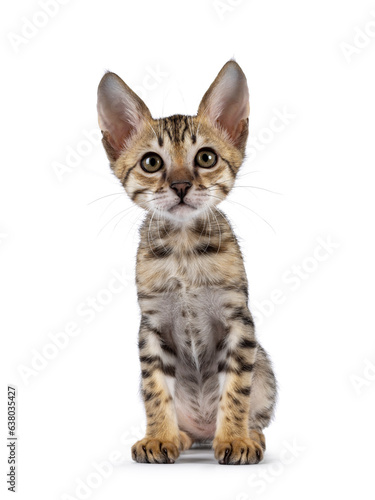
[97,60,277,465]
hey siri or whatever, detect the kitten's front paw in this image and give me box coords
[213,437,263,465]
[131,437,179,464]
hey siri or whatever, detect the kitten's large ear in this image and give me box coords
[197,60,249,149]
[97,72,152,161]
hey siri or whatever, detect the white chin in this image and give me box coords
[166,203,198,220]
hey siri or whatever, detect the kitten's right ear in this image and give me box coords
[97,72,152,162]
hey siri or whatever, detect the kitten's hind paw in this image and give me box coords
[179,430,193,451]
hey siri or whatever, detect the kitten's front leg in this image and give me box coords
[214,313,263,465]
[131,318,191,464]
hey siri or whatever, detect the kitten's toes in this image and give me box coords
[131,437,180,464]
[213,437,263,465]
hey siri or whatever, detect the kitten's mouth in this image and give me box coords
[168,201,197,215]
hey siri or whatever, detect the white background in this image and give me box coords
[1,0,375,498]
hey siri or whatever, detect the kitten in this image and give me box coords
[97,61,277,465]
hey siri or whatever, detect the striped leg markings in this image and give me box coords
[131,319,181,464]
[214,307,263,465]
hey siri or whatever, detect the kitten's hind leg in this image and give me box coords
[249,429,266,451]
[179,430,193,451]
[248,344,278,452]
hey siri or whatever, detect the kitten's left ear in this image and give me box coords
[198,60,249,150]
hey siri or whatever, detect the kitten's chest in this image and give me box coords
[138,251,225,291]
[157,284,227,349]
[136,214,248,368]
[158,286,225,436]
[141,284,226,379]
[136,211,246,291]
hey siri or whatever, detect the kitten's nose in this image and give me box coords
[170,181,192,201]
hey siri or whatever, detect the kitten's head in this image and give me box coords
[97,60,249,223]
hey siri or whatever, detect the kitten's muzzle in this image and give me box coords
[170,181,192,201]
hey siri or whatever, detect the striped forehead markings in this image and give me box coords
[160,115,196,144]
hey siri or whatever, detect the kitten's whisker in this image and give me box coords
[97,205,137,236]
[88,192,125,205]
[203,207,213,253]
[111,213,128,234]
[231,185,282,195]
[206,171,258,186]
[204,190,225,204]
[121,210,145,242]
[100,194,125,219]
[238,169,261,178]
[198,208,209,243]
[147,122,159,142]
[147,209,160,258]
[208,206,222,254]
[206,180,280,196]
[208,173,259,189]
[161,214,172,240]
[156,212,169,252]
[214,206,237,244]
[198,207,209,246]
[207,193,276,234]
[112,205,141,234]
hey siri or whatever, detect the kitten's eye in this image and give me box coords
[141,153,164,173]
[195,149,217,168]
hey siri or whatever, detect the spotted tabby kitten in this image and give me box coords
[97,61,277,465]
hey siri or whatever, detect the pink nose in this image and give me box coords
[170,181,192,201]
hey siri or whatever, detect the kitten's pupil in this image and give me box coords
[150,158,156,166]
[202,154,209,162]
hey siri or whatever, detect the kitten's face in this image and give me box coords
[112,115,244,222]
[97,61,249,223]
